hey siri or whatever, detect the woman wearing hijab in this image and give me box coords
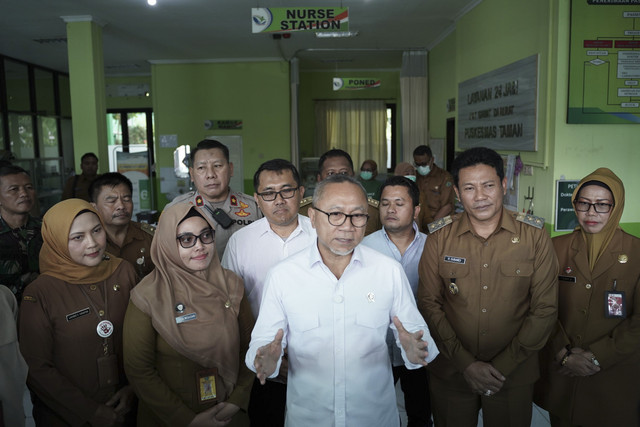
[19,199,137,426]
[535,168,640,426]
[123,203,254,426]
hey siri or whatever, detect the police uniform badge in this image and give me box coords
[195,195,205,207]
[230,195,238,207]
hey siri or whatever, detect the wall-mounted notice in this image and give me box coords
[332,77,381,91]
[555,180,580,232]
[568,0,640,124]
[252,7,349,33]
[458,55,538,151]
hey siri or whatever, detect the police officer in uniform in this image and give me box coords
[417,147,558,427]
[168,139,262,258]
[299,149,381,236]
[90,173,155,280]
[0,165,43,304]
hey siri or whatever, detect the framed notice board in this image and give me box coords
[555,180,580,232]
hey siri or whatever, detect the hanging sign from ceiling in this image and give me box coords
[332,78,381,91]
[252,7,349,33]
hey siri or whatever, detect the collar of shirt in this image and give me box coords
[307,240,365,271]
[258,214,309,242]
[455,207,517,238]
[382,221,422,250]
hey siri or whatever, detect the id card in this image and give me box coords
[196,368,218,404]
[97,354,119,388]
[605,291,626,318]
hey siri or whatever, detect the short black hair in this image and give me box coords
[190,139,230,165]
[379,175,420,208]
[89,172,133,203]
[253,159,301,191]
[81,152,98,162]
[413,145,432,158]
[451,147,504,188]
[0,165,30,180]
[318,149,354,173]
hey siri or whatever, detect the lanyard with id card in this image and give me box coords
[605,279,626,318]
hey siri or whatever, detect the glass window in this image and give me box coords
[5,60,30,112]
[38,116,59,158]
[58,75,72,117]
[8,113,35,158]
[34,68,56,115]
[128,112,148,146]
[107,113,123,145]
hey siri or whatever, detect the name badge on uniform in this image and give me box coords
[558,275,577,283]
[444,256,466,264]
[176,312,197,324]
[66,307,91,322]
[196,368,218,404]
[605,291,626,318]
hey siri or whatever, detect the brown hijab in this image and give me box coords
[571,168,625,270]
[39,199,121,284]
[130,202,244,393]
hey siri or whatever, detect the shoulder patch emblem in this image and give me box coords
[195,195,204,207]
[428,216,453,234]
[299,196,313,207]
[22,295,37,303]
[367,197,379,208]
[515,212,544,229]
[140,222,156,236]
[230,195,238,207]
[235,201,250,217]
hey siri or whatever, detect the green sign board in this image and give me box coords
[252,7,349,33]
[332,78,381,91]
[555,180,580,232]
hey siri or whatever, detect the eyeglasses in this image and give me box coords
[312,206,369,228]
[257,187,299,202]
[176,229,215,248]
[574,201,613,213]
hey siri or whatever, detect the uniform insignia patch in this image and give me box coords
[195,195,204,207]
[367,197,379,208]
[515,212,545,229]
[299,196,313,207]
[22,295,36,302]
[427,216,453,234]
[230,195,238,207]
[235,201,250,217]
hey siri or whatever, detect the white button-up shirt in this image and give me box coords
[246,243,439,427]
[221,215,316,318]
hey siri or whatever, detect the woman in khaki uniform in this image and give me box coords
[19,199,137,426]
[536,168,640,426]
[123,203,254,426]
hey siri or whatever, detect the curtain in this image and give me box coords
[400,50,429,162]
[314,99,387,170]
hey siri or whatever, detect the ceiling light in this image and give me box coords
[147,0,157,5]
[315,31,359,38]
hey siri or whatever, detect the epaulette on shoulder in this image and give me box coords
[515,212,545,229]
[299,196,313,208]
[427,216,453,234]
[367,197,379,208]
[140,222,156,236]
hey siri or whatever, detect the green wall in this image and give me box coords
[298,70,401,166]
[105,76,153,110]
[151,61,291,208]
[427,0,639,237]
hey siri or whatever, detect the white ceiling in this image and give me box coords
[0,0,480,75]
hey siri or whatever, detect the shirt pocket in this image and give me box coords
[438,262,470,298]
[498,261,534,301]
[288,312,321,359]
[354,309,389,358]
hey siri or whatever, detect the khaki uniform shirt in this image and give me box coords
[169,189,263,259]
[106,221,155,280]
[416,165,455,233]
[535,229,640,426]
[417,209,558,386]
[19,262,136,426]
[299,197,381,237]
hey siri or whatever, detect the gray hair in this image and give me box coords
[312,174,368,207]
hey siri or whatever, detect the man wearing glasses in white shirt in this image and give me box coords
[222,158,316,426]
[246,174,438,427]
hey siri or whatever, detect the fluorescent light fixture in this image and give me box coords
[315,31,359,38]
[148,0,157,5]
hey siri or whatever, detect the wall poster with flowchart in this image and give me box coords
[568,0,640,124]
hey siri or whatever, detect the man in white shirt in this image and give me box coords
[362,175,432,427]
[222,158,316,427]
[246,174,439,427]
